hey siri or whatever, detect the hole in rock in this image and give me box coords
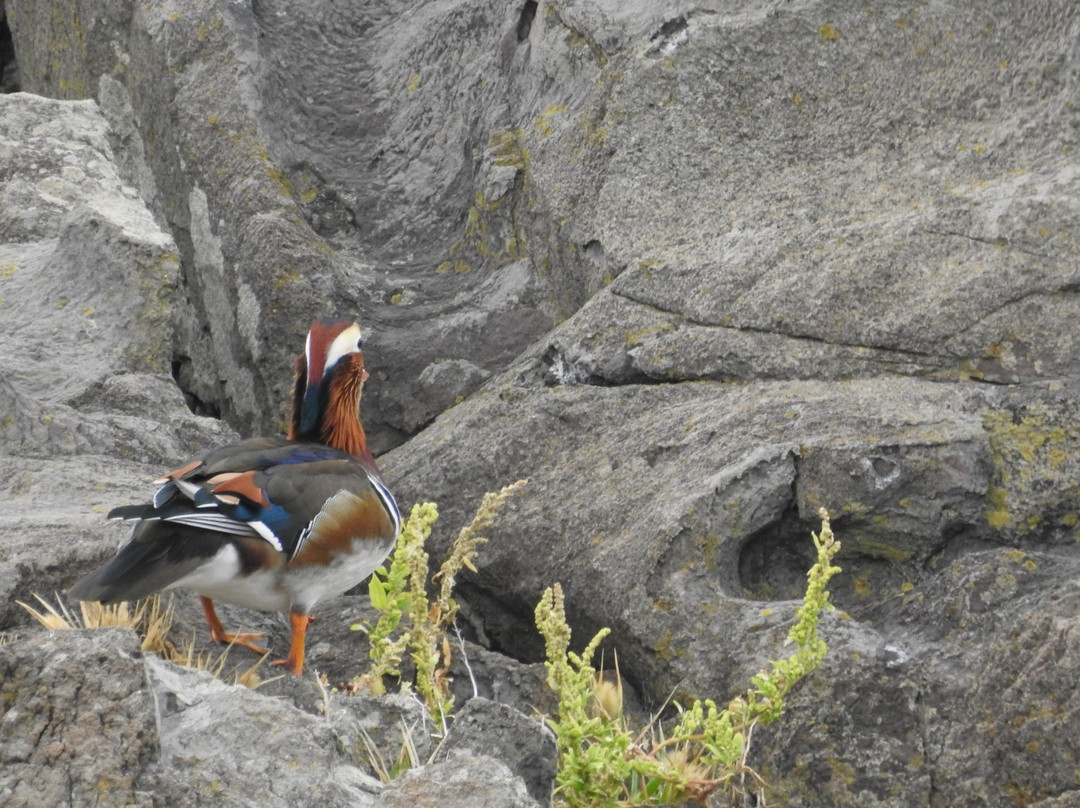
[740,506,958,621]
[454,581,548,664]
[582,239,605,263]
[0,15,19,93]
[871,456,896,477]
[516,1,538,43]
[171,356,222,419]
[652,16,688,41]
[738,503,817,603]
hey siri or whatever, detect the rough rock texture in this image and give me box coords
[5,0,560,447]
[440,696,558,806]
[0,91,237,630]
[0,628,547,808]
[144,654,385,807]
[0,628,157,808]
[0,87,545,807]
[3,0,1080,806]
[757,548,1080,807]
[379,751,542,808]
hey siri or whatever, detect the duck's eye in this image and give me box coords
[356,337,363,350]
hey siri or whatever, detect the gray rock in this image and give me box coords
[527,1,1080,387]
[0,626,392,808]
[756,548,1080,806]
[447,638,556,720]
[329,691,435,781]
[0,92,236,631]
[0,93,176,414]
[7,0,559,447]
[0,628,157,808]
[397,358,492,434]
[0,57,547,808]
[1033,795,1080,808]
[145,655,383,808]
[378,750,542,808]
[382,371,1080,803]
[382,375,995,695]
[6,0,1078,433]
[440,697,557,807]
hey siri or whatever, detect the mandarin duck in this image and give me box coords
[69,318,400,674]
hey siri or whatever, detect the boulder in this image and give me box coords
[0,628,157,808]
[440,696,558,806]
[378,751,542,808]
[756,548,1080,807]
[144,654,384,807]
[0,91,236,629]
[6,0,559,447]
[0,627,392,808]
[0,626,553,807]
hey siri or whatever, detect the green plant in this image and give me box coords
[535,508,842,807]
[359,501,439,689]
[351,480,527,734]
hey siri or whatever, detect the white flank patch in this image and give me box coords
[174,544,290,612]
[286,541,393,614]
[173,544,243,592]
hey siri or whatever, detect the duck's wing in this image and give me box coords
[69,441,399,605]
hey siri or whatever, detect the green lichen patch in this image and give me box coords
[489,129,530,170]
[981,404,1080,539]
[535,105,568,138]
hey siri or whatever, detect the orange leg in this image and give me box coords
[199,596,268,655]
[270,612,309,675]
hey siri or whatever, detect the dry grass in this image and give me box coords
[18,592,274,689]
[18,593,172,649]
[358,721,422,783]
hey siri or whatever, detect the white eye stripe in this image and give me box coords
[324,324,363,372]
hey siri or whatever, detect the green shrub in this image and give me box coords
[356,483,841,804]
[535,508,842,807]
[351,480,526,734]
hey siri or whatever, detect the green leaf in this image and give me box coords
[369,576,388,611]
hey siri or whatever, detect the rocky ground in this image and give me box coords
[2,1,1080,806]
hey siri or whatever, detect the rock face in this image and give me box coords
[0,629,158,808]
[0,628,546,808]
[0,90,237,630]
[440,696,558,805]
[2,0,1080,806]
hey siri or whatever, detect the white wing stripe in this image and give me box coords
[161,513,260,536]
[174,478,203,500]
[367,473,401,537]
[152,482,176,509]
[160,512,285,553]
[248,520,285,553]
